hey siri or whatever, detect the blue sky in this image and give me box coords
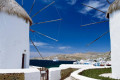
[16,0,114,57]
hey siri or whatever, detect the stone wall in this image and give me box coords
[0,73,24,80]
[0,67,42,80]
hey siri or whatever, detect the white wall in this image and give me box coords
[0,12,30,69]
[25,68,40,80]
[49,65,110,80]
[0,67,40,80]
[109,10,120,79]
[49,68,61,80]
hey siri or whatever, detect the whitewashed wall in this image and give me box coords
[109,10,120,79]
[0,12,30,69]
[25,68,40,80]
[49,68,61,80]
[0,67,40,80]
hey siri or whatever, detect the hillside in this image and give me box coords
[31,52,111,61]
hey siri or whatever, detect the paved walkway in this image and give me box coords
[64,77,71,80]
[99,73,112,78]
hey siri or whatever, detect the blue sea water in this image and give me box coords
[30,60,75,68]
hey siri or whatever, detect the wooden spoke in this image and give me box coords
[30,38,44,59]
[80,20,108,27]
[30,29,58,42]
[81,3,106,14]
[32,19,62,25]
[31,1,55,18]
[29,0,36,15]
[106,0,111,4]
[87,31,109,46]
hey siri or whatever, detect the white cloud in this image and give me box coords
[40,0,52,3]
[66,0,77,5]
[58,46,71,50]
[80,1,104,14]
[30,42,48,46]
[109,0,114,3]
[100,5,109,12]
[30,52,64,58]
[30,41,56,49]
[94,12,105,20]
[79,0,112,20]
[93,5,109,20]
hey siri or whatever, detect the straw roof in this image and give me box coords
[0,0,32,25]
[107,0,120,18]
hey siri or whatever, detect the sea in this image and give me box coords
[30,60,75,68]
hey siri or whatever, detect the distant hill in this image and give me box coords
[31,52,111,61]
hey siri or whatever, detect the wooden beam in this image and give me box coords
[29,0,36,15]
[81,3,106,14]
[80,20,108,27]
[106,0,111,4]
[32,19,62,25]
[87,31,109,46]
[30,38,44,59]
[31,1,55,18]
[30,29,58,42]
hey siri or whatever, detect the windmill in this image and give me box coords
[21,0,62,59]
[0,0,62,69]
[80,0,120,79]
[0,0,62,80]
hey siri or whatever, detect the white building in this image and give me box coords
[107,0,120,79]
[0,1,43,80]
[0,0,32,69]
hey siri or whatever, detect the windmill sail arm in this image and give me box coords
[37,32,58,41]
[32,19,62,25]
[80,20,108,27]
[31,1,55,18]
[81,3,106,14]
[30,29,58,42]
[29,0,36,15]
[106,0,111,4]
[30,38,44,59]
[87,31,109,46]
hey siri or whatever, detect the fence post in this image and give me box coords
[47,69,49,80]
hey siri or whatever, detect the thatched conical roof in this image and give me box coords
[107,0,120,18]
[0,0,32,25]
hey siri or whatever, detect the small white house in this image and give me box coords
[0,0,32,69]
[107,0,120,79]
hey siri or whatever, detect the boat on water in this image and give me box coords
[53,57,59,62]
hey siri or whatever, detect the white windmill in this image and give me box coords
[81,0,120,79]
[0,0,61,69]
[0,0,61,79]
[0,0,32,69]
[107,0,120,79]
